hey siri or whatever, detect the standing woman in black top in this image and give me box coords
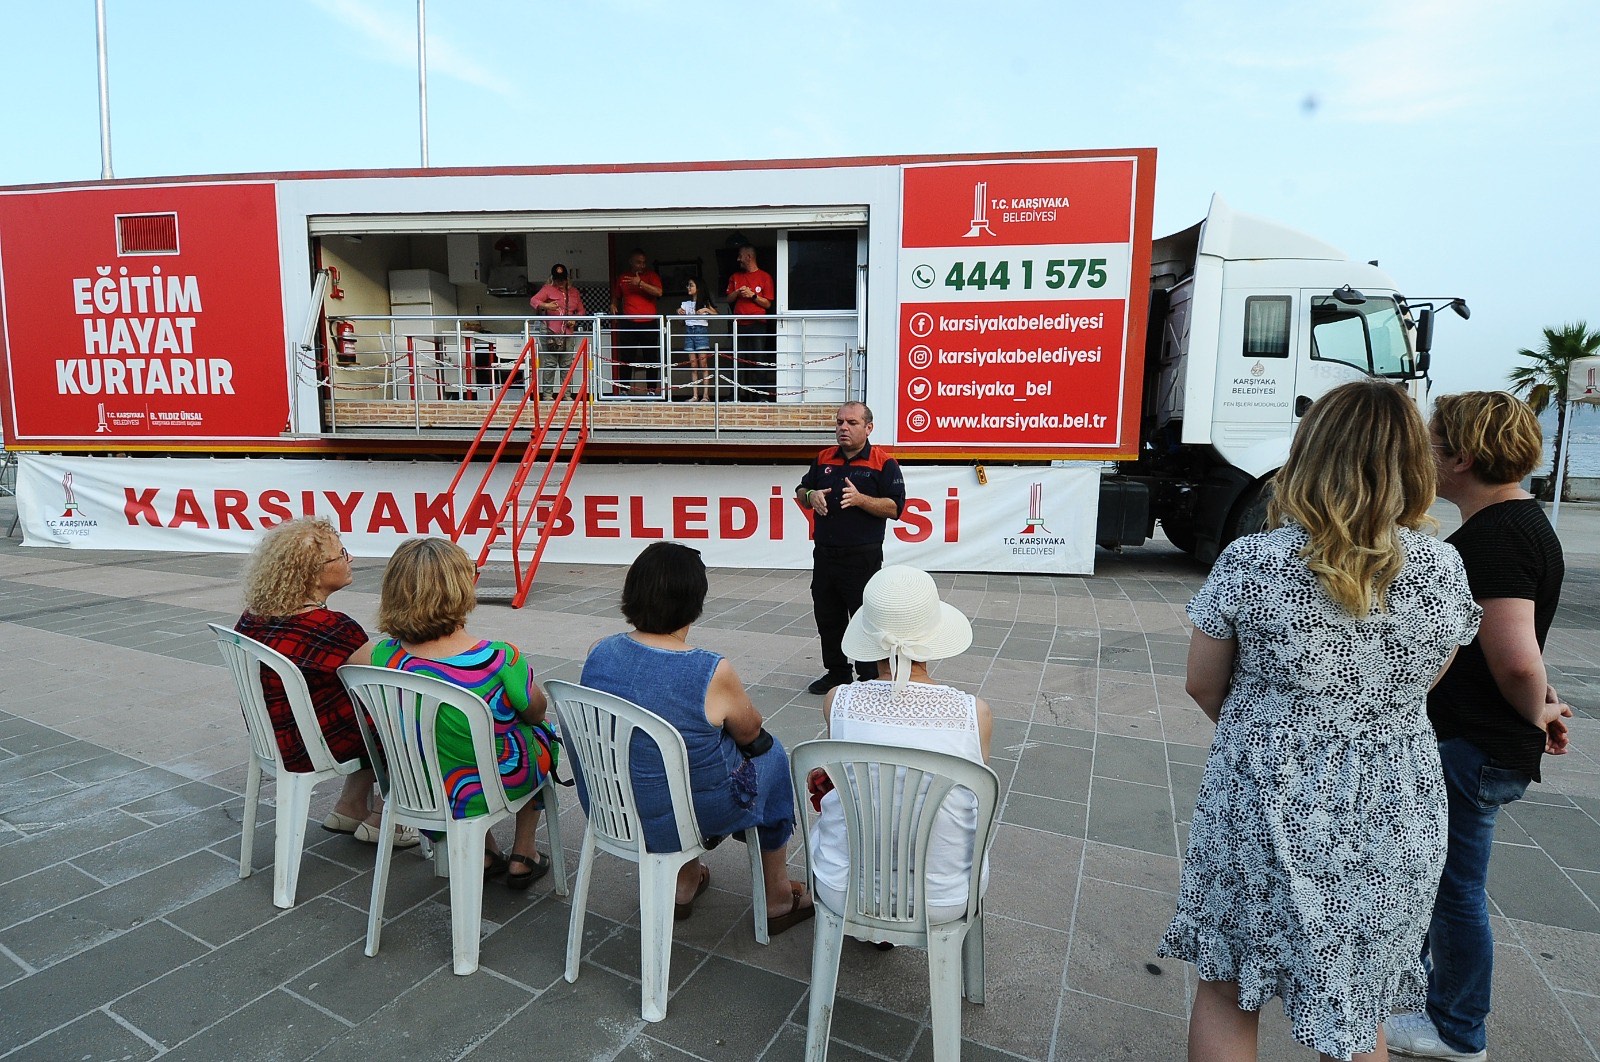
[1386,391,1573,1062]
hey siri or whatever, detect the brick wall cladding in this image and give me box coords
[325,399,839,432]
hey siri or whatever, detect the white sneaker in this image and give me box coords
[352,821,422,849]
[1385,1012,1486,1061]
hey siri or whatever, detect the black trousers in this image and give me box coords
[612,318,660,391]
[731,315,776,402]
[811,543,883,679]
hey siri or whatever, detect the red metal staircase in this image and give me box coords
[443,337,589,608]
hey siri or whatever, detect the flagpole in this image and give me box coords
[417,0,429,167]
[95,0,113,179]
[1551,404,1572,529]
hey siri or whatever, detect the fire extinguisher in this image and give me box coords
[333,319,357,357]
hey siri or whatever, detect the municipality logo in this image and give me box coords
[61,471,80,517]
[1003,481,1063,557]
[963,181,996,239]
[1018,480,1051,535]
[45,471,99,538]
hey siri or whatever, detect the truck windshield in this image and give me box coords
[1310,295,1412,378]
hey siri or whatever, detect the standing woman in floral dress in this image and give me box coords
[1159,380,1482,1062]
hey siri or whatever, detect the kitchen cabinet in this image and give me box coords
[447,234,483,285]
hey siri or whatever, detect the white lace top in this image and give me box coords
[808,680,989,908]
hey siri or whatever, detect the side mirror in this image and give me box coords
[1415,306,1436,355]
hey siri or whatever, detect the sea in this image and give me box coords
[1537,404,1600,478]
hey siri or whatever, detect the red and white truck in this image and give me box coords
[0,150,1459,570]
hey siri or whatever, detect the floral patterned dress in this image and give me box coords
[1158,524,1480,1060]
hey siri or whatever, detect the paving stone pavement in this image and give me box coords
[0,495,1597,1061]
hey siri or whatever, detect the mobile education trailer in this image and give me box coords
[1,150,1447,572]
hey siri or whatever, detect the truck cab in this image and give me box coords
[1117,195,1433,561]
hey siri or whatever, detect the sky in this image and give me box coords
[0,0,1596,396]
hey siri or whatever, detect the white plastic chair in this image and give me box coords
[545,679,769,1023]
[209,622,367,910]
[789,739,1001,1062]
[338,664,566,976]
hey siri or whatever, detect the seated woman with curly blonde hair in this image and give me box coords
[236,517,417,847]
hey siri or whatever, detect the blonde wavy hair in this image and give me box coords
[242,517,339,619]
[1268,380,1436,616]
[376,538,477,643]
[1431,390,1543,486]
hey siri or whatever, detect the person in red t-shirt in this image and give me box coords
[725,243,776,402]
[609,249,664,396]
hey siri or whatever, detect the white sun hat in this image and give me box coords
[840,565,973,691]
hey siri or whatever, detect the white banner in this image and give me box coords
[17,455,1101,573]
[1568,356,1600,405]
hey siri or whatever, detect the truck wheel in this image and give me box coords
[1222,480,1274,547]
[1160,516,1198,556]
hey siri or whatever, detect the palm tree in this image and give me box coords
[1507,321,1600,502]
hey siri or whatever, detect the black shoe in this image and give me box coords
[807,671,853,696]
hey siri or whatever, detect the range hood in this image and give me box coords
[486,266,530,298]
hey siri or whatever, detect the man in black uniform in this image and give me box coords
[795,402,905,695]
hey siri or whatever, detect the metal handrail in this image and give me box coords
[443,338,591,608]
[317,311,861,408]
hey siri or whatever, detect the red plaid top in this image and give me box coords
[236,608,369,772]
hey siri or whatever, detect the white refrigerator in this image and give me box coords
[388,270,458,400]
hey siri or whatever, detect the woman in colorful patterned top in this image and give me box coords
[236,517,418,848]
[351,538,557,889]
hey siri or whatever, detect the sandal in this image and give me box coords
[766,884,816,937]
[674,864,711,922]
[506,851,550,890]
[484,850,509,880]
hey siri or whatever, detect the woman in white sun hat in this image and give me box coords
[807,565,994,927]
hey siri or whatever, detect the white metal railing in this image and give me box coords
[313,312,864,432]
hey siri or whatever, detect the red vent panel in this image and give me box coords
[117,213,180,255]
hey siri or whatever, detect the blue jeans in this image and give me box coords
[1425,737,1531,1054]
